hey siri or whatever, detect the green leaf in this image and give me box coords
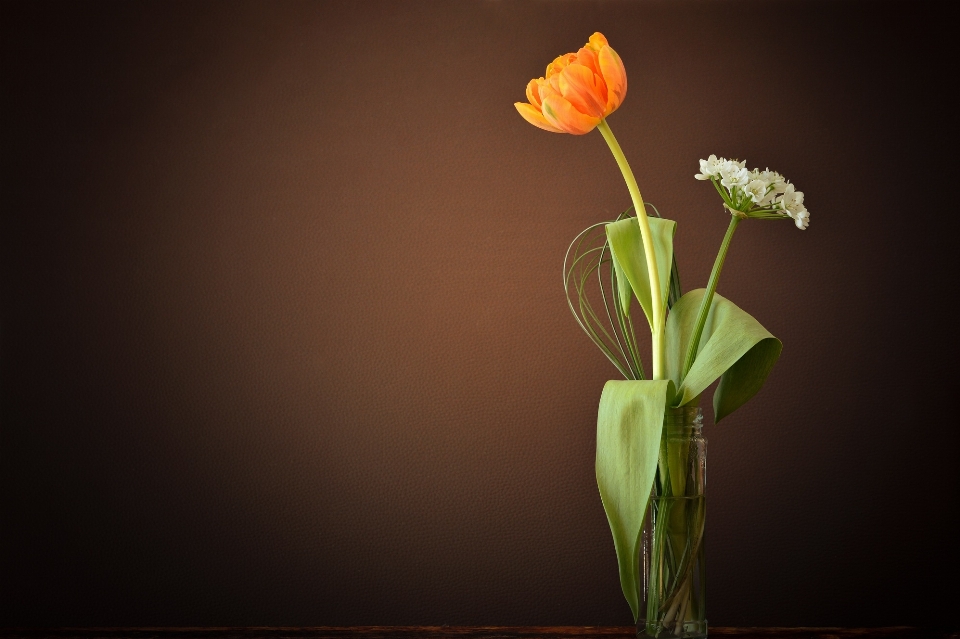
[611,248,633,316]
[714,335,783,421]
[606,217,676,331]
[665,289,782,421]
[596,379,675,621]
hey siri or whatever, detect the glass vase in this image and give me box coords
[638,405,707,638]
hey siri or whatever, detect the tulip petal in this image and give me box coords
[599,45,627,114]
[576,46,602,77]
[545,73,562,96]
[546,52,577,78]
[588,32,609,51]
[559,63,607,118]
[541,93,601,135]
[515,102,565,133]
[525,79,543,109]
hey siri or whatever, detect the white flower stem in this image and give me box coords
[681,214,741,380]
[597,119,665,380]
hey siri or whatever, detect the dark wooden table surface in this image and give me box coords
[2,628,957,639]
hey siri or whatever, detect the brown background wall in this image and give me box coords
[1,0,957,628]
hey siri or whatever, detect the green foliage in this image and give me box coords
[611,245,633,317]
[665,289,782,421]
[596,379,676,622]
[605,217,676,332]
[563,208,683,382]
[575,213,783,618]
[564,216,640,380]
[592,227,783,619]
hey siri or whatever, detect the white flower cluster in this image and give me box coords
[695,155,809,229]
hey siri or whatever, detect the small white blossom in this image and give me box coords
[777,184,809,229]
[695,154,725,180]
[719,160,749,191]
[758,169,788,195]
[777,183,803,212]
[744,179,769,205]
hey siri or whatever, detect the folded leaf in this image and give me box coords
[596,379,675,621]
[714,336,783,421]
[611,249,633,316]
[606,217,676,331]
[665,289,782,421]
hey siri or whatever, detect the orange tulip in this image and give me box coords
[515,33,627,135]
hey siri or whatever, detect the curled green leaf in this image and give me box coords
[605,217,676,332]
[665,289,782,421]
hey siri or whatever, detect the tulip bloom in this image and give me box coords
[515,32,627,135]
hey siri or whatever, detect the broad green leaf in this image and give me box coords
[596,379,675,622]
[606,217,676,331]
[665,289,782,421]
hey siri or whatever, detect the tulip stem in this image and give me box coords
[597,119,665,380]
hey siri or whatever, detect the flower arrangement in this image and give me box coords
[516,34,809,636]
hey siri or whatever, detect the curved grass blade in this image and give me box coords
[564,211,649,380]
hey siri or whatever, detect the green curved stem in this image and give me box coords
[681,215,741,380]
[597,119,665,379]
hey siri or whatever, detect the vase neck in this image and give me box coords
[664,405,702,436]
